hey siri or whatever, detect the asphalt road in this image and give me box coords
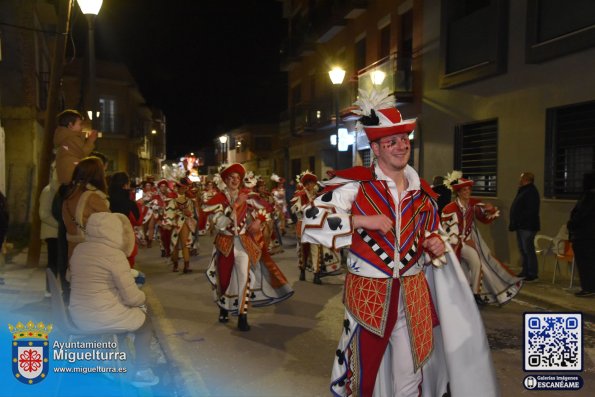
[135,231,595,397]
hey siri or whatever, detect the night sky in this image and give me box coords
[68,0,287,158]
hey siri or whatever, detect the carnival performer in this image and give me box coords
[162,177,196,273]
[441,172,523,305]
[271,174,288,235]
[186,181,201,256]
[290,171,341,284]
[198,180,218,235]
[137,180,160,248]
[301,88,498,397]
[255,178,284,255]
[156,179,177,257]
[204,163,293,332]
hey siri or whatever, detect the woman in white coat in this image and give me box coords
[69,211,158,387]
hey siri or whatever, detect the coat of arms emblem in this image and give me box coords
[8,320,53,385]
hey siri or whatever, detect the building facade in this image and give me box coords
[280,0,595,269]
[62,59,166,182]
[0,0,54,229]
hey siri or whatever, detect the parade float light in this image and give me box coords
[151,129,157,135]
[330,134,337,146]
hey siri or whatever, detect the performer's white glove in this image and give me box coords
[424,231,447,268]
[213,212,231,231]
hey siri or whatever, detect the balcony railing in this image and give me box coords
[356,53,413,99]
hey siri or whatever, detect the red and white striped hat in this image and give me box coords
[354,88,416,142]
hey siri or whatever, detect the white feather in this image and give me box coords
[444,170,463,191]
[353,87,396,116]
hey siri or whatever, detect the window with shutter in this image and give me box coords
[545,101,595,199]
[454,119,498,196]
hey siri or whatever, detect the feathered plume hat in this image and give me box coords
[353,88,416,142]
[176,176,192,188]
[270,173,285,184]
[444,170,474,191]
[297,170,317,185]
[219,163,246,181]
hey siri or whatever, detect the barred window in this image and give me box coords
[545,101,595,199]
[454,119,498,196]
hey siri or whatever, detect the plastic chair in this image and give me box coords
[551,240,576,288]
[534,234,555,268]
[45,268,130,341]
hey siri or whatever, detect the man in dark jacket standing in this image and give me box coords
[509,172,541,281]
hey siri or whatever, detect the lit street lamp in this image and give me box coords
[219,135,228,164]
[77,0,103,129]
[328,66,345,169]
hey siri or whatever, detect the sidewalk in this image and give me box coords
[0,248,181,397]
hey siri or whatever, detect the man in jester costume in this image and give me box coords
[300,88,498,396]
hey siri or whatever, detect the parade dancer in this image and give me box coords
[163,177,196,273]
[271,174,288,236]
[255,178,284,255]
[290,171,341,284]
[198,180,218,236]
[301,88,498,396]
[186,181,201,256]
[441,172,523,305]
[205,163,293,332]
[156,179,176,258]
[137,180,160,248]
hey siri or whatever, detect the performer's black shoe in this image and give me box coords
[299,269,305,281]
[218,308,229,323]
[313,273,322,285]
[238,314,250,331]
[161,250,166,257]
[516,272,527,278]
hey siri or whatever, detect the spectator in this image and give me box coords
[109,172,142,268]
[568,172,595,297]
[53,109,97,303]
[69,212,159,387]
[509,172,541,281]
[62,156,110,261]
[40,165,59,297]
[431,175,452,214]
[53,109,97,186]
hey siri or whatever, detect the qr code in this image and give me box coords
[524,313,582,371]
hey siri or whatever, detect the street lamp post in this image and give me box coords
[77,0,103,129]
[328,67,345,170]
[219,135,228,164]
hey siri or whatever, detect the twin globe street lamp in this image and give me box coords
[328,66,346,170]
[77,0,103,129]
